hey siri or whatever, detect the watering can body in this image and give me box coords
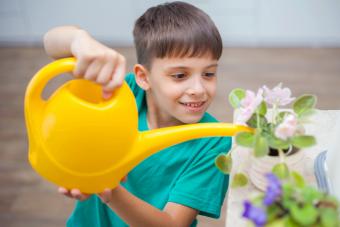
[25,58,251,193]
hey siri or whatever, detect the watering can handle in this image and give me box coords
[24,57,77,156]
[25,57,76,108]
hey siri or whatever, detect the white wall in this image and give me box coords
[1,0,340,47]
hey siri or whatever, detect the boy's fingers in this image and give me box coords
[102,90,113,100]
[58,187,68,195]
[111,55,126,87]
[73,57,91,78]
[98,188,112,204]
[96,61,115,85]
[70,189,81,199]
[58,187,73,198]
[103,55,126,92]
[84,59,103,81]
[70,189,90,201]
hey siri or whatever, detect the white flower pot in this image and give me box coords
[249,149,306,191]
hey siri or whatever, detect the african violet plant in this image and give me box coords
[242,172,340,227]
[216,83,318,186]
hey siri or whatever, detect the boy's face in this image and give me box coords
[144,53,218,125]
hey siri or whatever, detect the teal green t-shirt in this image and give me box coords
[67,73,232,227]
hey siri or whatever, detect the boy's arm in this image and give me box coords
[43,26,126,97]
[102,186,198,227]
[43,25,84,58]
[60,186,198,227]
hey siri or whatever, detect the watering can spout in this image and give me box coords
[134,123,252,162]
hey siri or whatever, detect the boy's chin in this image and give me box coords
[178,114,204,124]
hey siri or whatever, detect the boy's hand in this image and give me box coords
[58,176,127,202]
[58,187,115,203]
[58,187,90,201]
[70,30,126,99]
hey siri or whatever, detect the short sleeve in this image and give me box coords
[125,73,138,92]
[168,137,232,218]
[124,73,145,111]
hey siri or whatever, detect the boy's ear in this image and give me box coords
[133,64,150,90]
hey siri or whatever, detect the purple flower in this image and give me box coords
[263,173,282,206]
[242,200,267,227]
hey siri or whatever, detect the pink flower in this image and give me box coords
[236,107,254,125]
[263,83,295,106]
[275,114,298,140]
[235,89,263,125]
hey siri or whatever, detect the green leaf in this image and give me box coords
[235,131,255,148]
[291,203,318,226]
[266,219,286,227]
[267,217,300,227]
[282,198,298,211]
[282,183,296,209]
[267,135,291,150]
[231,173,248,188]
[246,113,268,129]
[215,153,232,174]
[276,111,292,124]
[291,135,316,148]
[282,183,294,199]
[272,163,290,179]
[228,88,246,108]
[254,134,269,157]
[293,95,317,116]
[302,186,323,204]
[284,217,301,227]
[257,101,267,116]
[320,208,339,227]
[291,171,305,188]
[298,109,316,119]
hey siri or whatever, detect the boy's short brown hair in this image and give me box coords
[133,1,222,69]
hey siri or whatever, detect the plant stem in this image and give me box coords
[269,104,277,134]
[272,104,277,125]
[256,110,260,130]
[278,148,286,163]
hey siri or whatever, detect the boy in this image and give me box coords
[44,2,231,226]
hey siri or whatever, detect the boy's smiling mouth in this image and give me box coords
[179,101,206,112]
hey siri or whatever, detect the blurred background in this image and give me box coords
[1,0,340,226]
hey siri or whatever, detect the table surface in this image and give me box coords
[225,110,340,227]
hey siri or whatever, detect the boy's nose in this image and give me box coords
[186,77,205,96]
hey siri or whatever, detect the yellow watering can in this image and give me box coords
[25,57,251,193]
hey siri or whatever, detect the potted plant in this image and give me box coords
[215,83,317,190]
[241,172,340,227]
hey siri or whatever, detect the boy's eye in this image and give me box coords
[171,73,186,79]
[203,72,216,78]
